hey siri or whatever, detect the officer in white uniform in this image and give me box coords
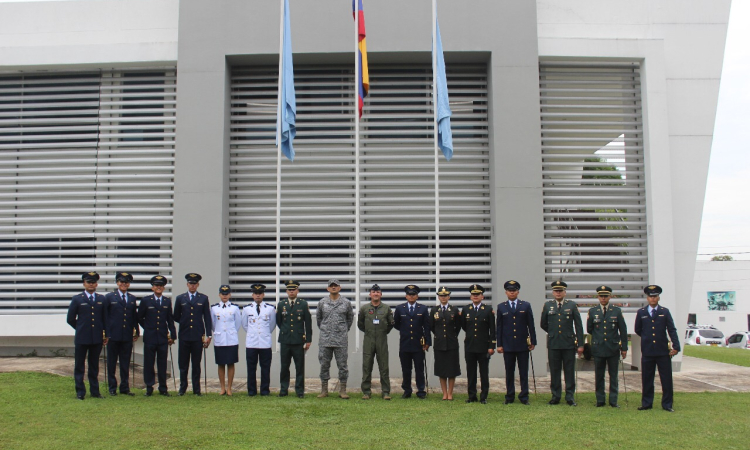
[211,285,241,396]
[241,283,277,396]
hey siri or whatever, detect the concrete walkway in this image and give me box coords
[2,355,749,395]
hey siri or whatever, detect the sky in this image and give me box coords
[697,1,750,260]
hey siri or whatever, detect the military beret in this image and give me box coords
[370,284,381,292]
[405,285,420,295]
[504,280,520,291]
[285,280,300,289]
[328,279,340,287]
[437,286,451,296]
[219,285,232,294]
[82,271,100,282]
[469,284,485,294]
[551,280,567,291]
[116,272,133,283]
[185,273,202,283]
[251,283,266,294]
[150,275,167,286]
[644,285,663,296]
[596,285,612,296]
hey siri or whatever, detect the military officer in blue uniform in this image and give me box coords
[67,271,108,400]
[587,285,628,408]
[137,275,176,396]
[277,280,313,398]
[241,283,277,396]
[635,284,680,412]
[540,280,584,406]
[104,271,140,396]
[496,280,536,405]
[211,285,241,396]
[393,285,431,399]
[173,273,213,396]
[461,284,496,404]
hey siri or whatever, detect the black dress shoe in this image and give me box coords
[401,393,412,399]
[91,394,104,399]
[145,390,153,397]
[194,392,202,397]
[567,400,577,406]
[520,400,530,405]
[159,391,171,397]
[637,406,652,411]
[77,395,85,401]
[297,394,305,399]
[480,399,487,404]
[248,393,257,397]
[122,391,135,396]
[178,391,186,396]
[504,400,514,405]
[417,394,426,399]
[109,391,117,396]
[596,402,605,407]
[610,404,620,408]
[279,392,288,397]
[663,407,675,412]
[466,397,478,403]
[548,399,560,405]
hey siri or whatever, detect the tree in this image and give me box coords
[711,255,734,261]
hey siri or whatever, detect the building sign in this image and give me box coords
[707,291,736,311]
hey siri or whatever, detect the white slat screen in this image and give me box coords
[0,69,177,312]
[540,61,647,308]
[229,64,491,307]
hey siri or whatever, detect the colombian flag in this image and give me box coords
[353,0,369,118]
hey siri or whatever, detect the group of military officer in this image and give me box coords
[67,272,681,411]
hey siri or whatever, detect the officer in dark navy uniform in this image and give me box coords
[634,285,680,412]
[173,273,213,396]
[67,271,108,400]
[104,271,140,396]
[137,275,177,396]
[496,280,536,405]
[461,284,496,404]
[393,285,431,399]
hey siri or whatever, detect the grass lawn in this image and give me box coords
[1,372,748,450]
[684,345,750,367]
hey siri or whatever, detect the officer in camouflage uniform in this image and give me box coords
[277,280,313,398]
[317,279,354,399]
[540,280,584,406]
[358,284,394,400]
[587,285,628,408]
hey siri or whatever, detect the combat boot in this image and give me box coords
[317,380,328,398]
[339,382,350,399]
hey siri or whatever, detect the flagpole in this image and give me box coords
[432,0,441,296]
[354,0,362,352]
[275,0,284,325]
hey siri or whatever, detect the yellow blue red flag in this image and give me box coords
[353,0,369,118]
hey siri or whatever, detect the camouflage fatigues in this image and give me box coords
[317,296,353,382]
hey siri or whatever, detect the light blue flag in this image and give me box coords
[434,17,453,161]
[278,0,297,161]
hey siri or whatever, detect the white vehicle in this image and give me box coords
[684,326,726,347]
[726,331,750,350]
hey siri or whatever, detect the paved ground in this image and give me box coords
[3,355,749,395]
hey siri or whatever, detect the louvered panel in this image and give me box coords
[540,61,647,309]
[229,64,490,307]
[0,69,177,310]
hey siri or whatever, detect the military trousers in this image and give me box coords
[594,354,620,405]
[143,342,169,394]
[641,354,673,409]
[319,346,348,383]
[361,337,390,396]
[279,343,305,396]
[74,343,102,398]
[246,347,272,395]
[548,348,576,402]
[400,351,426,397]
[107,339,133,393]
[503,350,530,402]
[178,339,204,394]
[465,351,490,401]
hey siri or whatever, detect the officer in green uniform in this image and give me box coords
[587,285,628,408]
[358,284,394,400]
[276,280,313,398]
[540,280,584,406]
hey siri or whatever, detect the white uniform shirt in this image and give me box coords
[241,301,276,349]
[210,301,241,347]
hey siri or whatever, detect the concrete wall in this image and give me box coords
[690,261,750,337]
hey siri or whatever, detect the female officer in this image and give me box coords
[211,285,241,395]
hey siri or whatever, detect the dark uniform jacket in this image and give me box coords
[429,304,461,351]
[394,302,432,352]
[587,304,628,358]
[461,303,497,352]
[105,291,140,342]
[173,292,212,341]
[67,292,108,345]
[138,295,177,345]
[634,305,680,357]
[496,300,537,352]
[277,298,313,345]
[540,299,584,350]
[358,302,394,338]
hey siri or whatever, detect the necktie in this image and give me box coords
[651,308,656,319]
[89,295,94,304]
[156,297,161,307]
[511,301,516,312]
[256,304,261,315]
[442,306,446,313]
[409,305,414,314]
[121,293,127,306]
[190,294,195,304]
[222,304,226,309]
[557,302,562,311]
[291,301,295,308]
[603,307,607,316]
